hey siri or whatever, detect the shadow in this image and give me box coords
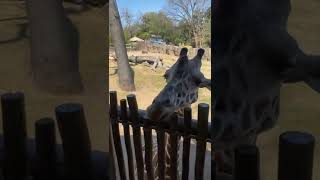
[64,3,92,15]
[110,68,118,76]
[0,16,26,22]
[0,22,28,44]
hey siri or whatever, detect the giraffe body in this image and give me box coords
[213,0,320,175]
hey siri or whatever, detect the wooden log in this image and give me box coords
[120,99,135,180]
[182,107,192,180]
[127,95,144,180]
[109,92,126,180]
[234,145,260,180]
[55,103,92,179]
[34,118,56,180]
[168,113,179,180]
[128,56,163,66]
[278,131,315,180]
[1,92,28,179]
[195,103,209,180]
[115,106,212,141]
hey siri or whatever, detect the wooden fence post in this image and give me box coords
[34,118,57,180]
[195,103,209,180]
[127,94,144,180]
[55,103,92,179]
[278,131,315,180]
[120,99,135,180]
[143,112,154,180]
[156,117,166,180]
[234,144,260,180]
[212,160,216,180]
[109,91,127,180]
[168,113,179,180]
[182,107,192,180]
[1,92,28,179]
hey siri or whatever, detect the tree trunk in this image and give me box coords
[109,0,136,91]
[26,0,84,94]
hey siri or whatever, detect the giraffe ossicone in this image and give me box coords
[213,0,320,176]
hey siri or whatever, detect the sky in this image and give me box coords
[116,0,167,18]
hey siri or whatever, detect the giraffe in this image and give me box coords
[145,48,211,180]
[212,0,320,176]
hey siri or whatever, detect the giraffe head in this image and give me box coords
[146,48,206,121]
[213,0,320,149]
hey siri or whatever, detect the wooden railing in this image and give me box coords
[109,91,212,180]
[109,91,316,180]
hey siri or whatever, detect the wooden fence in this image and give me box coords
[0,92,110,180]
[109,91,212,180]
[109,91,316,180]
[0,91,315,180]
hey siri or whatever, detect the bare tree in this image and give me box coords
[165,0,210,47]
[109,0,136,91]
[121,8,134,37]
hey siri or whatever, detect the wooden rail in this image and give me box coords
[109,91,211,180]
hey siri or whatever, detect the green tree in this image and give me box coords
[139,12,175,43]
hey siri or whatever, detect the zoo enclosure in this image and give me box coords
[109,91,212,180]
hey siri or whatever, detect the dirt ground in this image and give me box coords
[0,2,109,152]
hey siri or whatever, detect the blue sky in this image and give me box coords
[116,0,166,18]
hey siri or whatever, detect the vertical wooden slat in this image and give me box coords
[127,94,144,180]
[120,99,135,180]
[212,160,216,180]
[1,92,28,179]
[194,103,209,180]
[109,92,127,180]
[35,118,57,180]
[143,117,154,180]
[182,107,192,180]
[55,103,92,179]
[168,113,179,180]
[234,144,260,180]
[278,131,315,180]
[109,128,118,180]
[157,123,166,180]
